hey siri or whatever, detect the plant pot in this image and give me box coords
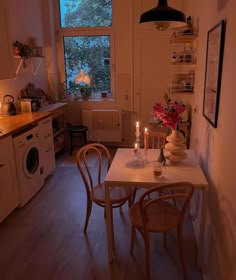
[82,95,89,101]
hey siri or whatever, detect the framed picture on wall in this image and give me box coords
[203,20,225,128]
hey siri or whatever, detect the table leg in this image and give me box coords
[105,182,114,263]
[197,186,208,270]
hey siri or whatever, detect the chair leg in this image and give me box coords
[130,226,136,256]
[143,232,151,280]
[177,224,187,280]
[83,131,87,145]
[83,199,92,233]
[70,132,73,155]
[129,188,137,207]
[163,232,167,249]
[111,208,115,250]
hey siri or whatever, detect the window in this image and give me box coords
[57,0,114,99]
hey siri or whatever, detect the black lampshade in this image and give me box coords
[139,0,187,31]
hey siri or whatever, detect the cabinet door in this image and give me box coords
[38,117,55,179]
[0,137,20,222]
[52,108,66,154]
[0,1,15,80]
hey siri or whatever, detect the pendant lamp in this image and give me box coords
[139,0,187,31]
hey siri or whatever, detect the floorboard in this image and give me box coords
[0,148,203,280]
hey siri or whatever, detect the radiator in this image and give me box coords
[82,109,122,142]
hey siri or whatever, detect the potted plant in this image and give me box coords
[74,70,92,100]
[79,83,92,100]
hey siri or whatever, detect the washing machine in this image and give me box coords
[13,125,44,207]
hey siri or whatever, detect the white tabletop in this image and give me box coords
[105,148,208,189]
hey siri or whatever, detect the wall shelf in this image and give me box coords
[170,34,198,44]
[14,56,43,76]
[168,34,198,95]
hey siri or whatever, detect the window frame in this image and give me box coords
[55,0,116,100]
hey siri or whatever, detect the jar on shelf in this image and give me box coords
[183,43,194,63]
[185,70,195,90]
[177,52,184,63]
[171,51,177,63]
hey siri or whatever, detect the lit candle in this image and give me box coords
[144,127,149,151]
[136,121,140,135]
[134,142,138,152]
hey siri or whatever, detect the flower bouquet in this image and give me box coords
[152,93,188,163]
[152,93,187,130]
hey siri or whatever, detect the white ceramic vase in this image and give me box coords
[164,130,187,163]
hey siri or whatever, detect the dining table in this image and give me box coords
[104,148,208,269]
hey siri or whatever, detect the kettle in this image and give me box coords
[1,94,16,116]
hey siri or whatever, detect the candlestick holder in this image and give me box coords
[134,131,145,166]
[135,131,141,145]
[144,149,149,164]
[134,148,145,166]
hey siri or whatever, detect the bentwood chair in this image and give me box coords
[76,143,135,233]
[129,182,194,280]
[148,130,167,149]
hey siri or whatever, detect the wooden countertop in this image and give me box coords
[38,102,67,113]
[0,103,67,140]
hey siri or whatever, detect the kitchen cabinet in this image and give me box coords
[38,117,55,179]
[0,1,15,80]
[51,106,67,154]
[0,136,20,222]
[40,103,67,155]
[168,34,198,95]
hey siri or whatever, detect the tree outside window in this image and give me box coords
[58,0,113,99]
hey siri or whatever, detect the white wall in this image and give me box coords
[0,0,50,109]
[61,0,189,146]
[2,3,236,278]
[186,1,236,279]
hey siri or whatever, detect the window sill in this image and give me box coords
[60,98,115,103]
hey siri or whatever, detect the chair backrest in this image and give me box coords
[76,143,111,194]
[148,131,167,149]
[139,182,194,227]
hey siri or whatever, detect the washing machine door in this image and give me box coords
[23,143,41,178]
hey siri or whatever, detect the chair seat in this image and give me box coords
[69,125,88,133]
[68,124,88,155]
[76,143,136,233]
[128,182,194,280]
[91,183,134,205]
[129,200,181,232]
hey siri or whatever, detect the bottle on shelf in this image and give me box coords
[183,16,194,35]
[171,51,177,63]
[183,43,194,63]
[185,70,195,91]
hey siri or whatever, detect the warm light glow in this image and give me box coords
[135,121,140,135]
[144,127,149,151]
[154,21,170,31]
[74,69,91,85]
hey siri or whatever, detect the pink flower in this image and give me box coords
[152,97,187,130]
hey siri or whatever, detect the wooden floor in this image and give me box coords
[0,148,203,280]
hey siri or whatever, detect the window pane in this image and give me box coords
[64,36,111,95]
[59,0,112,28]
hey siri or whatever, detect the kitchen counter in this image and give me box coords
[0,103,67,139]
[38,103,67,113]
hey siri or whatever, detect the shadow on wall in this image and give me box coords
[218,0,229,10]
[199,131,236,280]
[199,154,236,280]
